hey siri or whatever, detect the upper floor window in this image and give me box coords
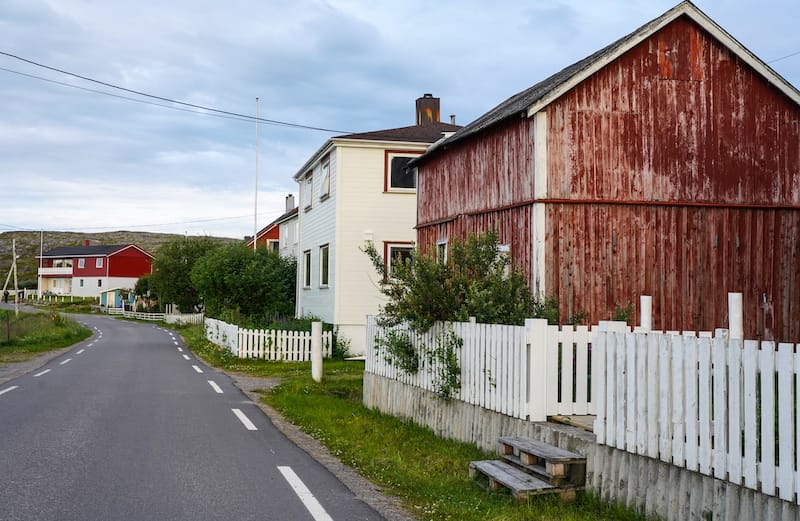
[320,156,331,199]
[78,258,85,269]
[96,258,103,268]
[303,173,313,209]
[385,151,420,191]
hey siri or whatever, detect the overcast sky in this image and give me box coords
[1,0,798,239]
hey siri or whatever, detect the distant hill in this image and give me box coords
[0,231,239,289]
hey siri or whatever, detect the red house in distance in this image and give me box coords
[38,242,154,298]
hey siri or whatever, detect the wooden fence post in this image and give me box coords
[311,321,323,382]
[640,295,652,332]
[728,292,743,340]
[526,318,549,421]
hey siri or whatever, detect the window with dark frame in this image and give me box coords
[389,156,415,189]
[319,244,329,286]
[303,250,311,288]
[303,174,313,208]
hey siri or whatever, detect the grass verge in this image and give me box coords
[0,309,92,363]
[181,324,654,521]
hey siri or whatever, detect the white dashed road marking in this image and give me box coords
[177,347,183,352]
[277,466,334,521]
[182,354,190,360]
[34,369,51,377]
[232,408,257,430]
[77,349,85,354]
[59,358,72,365]
[207,380,223,394]
[0,386,19,396]
[192,365,203,374]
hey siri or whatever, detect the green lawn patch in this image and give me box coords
[0,310,92,363]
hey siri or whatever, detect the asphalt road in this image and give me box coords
[0,313,384,521]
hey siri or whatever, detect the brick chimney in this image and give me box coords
[416,93,440,126]
[83,239,91,246]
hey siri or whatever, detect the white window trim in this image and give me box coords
[320,157,331,199]
[95,258,103,268]
[436,239,448,263]
[386,243,413,275]
[78,258,85,269]
[386,152,419,192]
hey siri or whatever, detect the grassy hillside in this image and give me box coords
[0,231,238,289]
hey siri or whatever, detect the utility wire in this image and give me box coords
[0,50,353,133]
[767,50,800,64]
[0,67,256,124]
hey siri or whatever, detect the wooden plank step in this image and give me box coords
[469,460,555,501]
[499,452,586,487]
[497,436,585,462]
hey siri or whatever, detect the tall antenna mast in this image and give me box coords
[253,96,259,252]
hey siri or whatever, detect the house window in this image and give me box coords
[436,239,448,263]
[78,258,85,269]
[319,244,329,287]
[497,244,511,277]
[96,258,103,268]
[386,243,413,276]
[303,173,313,209]
[320,156,330,198]
[269,240,279,253]
[385,152,419,191]
[303,250,312,288]
[97,279,102,287]
[79,279,84,288]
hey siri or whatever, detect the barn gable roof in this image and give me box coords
[417,1,800,162]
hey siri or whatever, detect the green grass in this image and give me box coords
[0,310,92,363]
[180,324,654,521]
[30,297,98,314]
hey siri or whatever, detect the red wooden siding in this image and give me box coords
[548,204,800,341]
[547,17,800,206]
[108,248,153,277]
[73,258,106,277]
[417,117,534,226]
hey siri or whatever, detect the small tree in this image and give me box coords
[190,243,296,324]
[149,237,221,313]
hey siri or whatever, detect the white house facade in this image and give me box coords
[294,94,460,355]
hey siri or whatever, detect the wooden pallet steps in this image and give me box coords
[497,436,586,487]
[468,460,555,500]
[470,436,587,502]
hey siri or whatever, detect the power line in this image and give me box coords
[768,50,800,64]
[0,50,353,133]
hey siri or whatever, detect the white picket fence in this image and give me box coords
[594,329,800,504]
[365,315,625,421]
[105,308,204,325]
[205,318,331,361]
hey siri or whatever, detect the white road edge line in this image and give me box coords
[59,358,72,365]
[182,354,191,360]
[34,369,51,377]
[77,349,85,354]
[277,466,334,521]
[192,365,203,373]
[173,341,179,345]
[232,408,258,430]
[0,386,19,396]
[207,380,223,394]
[177,347,183,352]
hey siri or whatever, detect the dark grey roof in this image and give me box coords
[41,245,130,258]
[336,121,462,143]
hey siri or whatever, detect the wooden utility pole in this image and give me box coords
[2,238,20,317]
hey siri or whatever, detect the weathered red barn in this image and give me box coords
[413,1,800,340]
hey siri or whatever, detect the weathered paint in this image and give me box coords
[416,15,800,340]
